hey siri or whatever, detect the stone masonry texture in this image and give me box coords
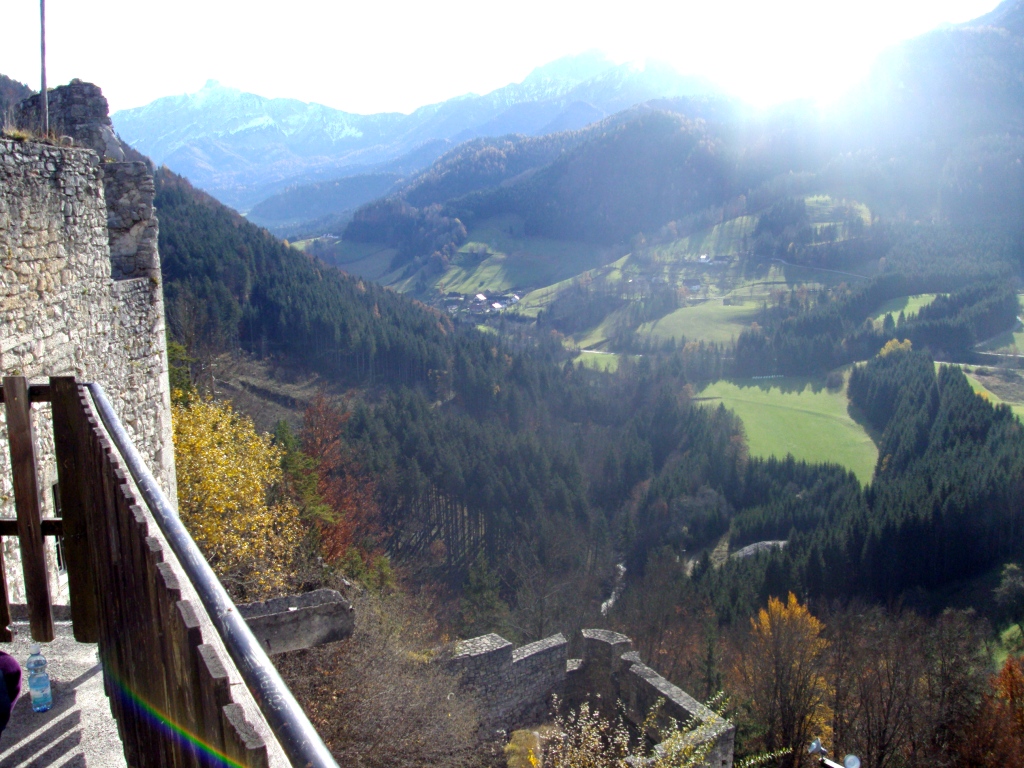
[0,81,175,602]
[15,80,126,162]
[441,628,735,768]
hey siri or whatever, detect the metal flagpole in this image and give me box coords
[40,0,48,137]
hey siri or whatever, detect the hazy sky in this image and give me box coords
[1,0,1004,114]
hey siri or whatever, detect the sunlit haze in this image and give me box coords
[0,0,1003,114]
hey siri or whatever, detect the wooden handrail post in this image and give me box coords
[3,376,54,641]
[51,377,100,642]
[0,545,11,642]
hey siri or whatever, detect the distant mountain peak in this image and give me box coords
[183,79,237,101]
[967,0,1024,35]
[520,50,618,88]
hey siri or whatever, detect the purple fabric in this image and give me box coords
[0,651,22,734]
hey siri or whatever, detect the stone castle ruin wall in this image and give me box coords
[15,81,127,163]
[441,628,735,768]
[0,81,175,602]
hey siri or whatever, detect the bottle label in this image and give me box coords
[29,674,52,712]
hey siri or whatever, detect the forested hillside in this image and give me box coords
[722,347,1024,604]
[735,267,1021,375]
[157,168,1024,630]
[449,111,734,243]
[152,0,1024,619]
[247,173,400,232]
[142,6,1024,761]
[156,168,457,387]
[0,74,33,121]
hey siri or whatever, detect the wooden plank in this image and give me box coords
[142,536,175,768]
[81,411,115,690]
[0,519,61,537]
[222,702,270,768]
[50,377,99,641]
[196,644,230,754]
[176,600,206,765]
[100,451,140,764]
[2,376,53,642]
[110,471,150,764]
[0,384,51,404]
[126,503,161,741]
[95,435,143,763]
[156,561,190,768]
[28,385,51,403]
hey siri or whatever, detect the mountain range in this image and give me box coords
[111,52,716,213]
[311,0,1024,301]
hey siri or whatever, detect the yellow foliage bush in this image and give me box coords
[172,392,302,600]
[733,593,832,764]
[877,338,912,357]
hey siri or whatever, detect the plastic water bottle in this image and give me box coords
[26,644,52,713]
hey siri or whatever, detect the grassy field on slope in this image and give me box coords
[869,293,938,326]
[648,215,757,261]
[956,366,1024,420]
[975,293,1024,353]
[303,239,398,282]
[978,327,1024,353]
[638,299,760,345]
[805,194,871,228]
[697,374,878,483]
[574,350,622,372]
[439,216,621,295]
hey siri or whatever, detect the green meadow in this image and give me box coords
[511,255,630,320]
[977,327,1024,353]
[869,294,937,326]
[439,216,620,295]
[637,299,760,345]
[804,194,871,228]
[648,215,757,262]
[574,350,622,372]
[316,240,398,282]
[575,305,634,349]
[698,375,878,483]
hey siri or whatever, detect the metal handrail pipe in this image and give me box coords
[87,383,338,768]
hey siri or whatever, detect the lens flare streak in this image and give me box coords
[111,673,246,768]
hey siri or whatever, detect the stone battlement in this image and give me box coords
[439,628,735,768]
[15,80,126,162]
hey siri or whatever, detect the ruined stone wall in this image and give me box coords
[0,136,175,601]
[15,80,126,162]
[104,160,159,280]
[441,628,735,767]
[441,632,568,734]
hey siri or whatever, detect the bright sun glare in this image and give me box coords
[0,0,1004,113]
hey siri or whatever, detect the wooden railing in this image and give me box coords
[0,377,338,768]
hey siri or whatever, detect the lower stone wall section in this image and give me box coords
[439,628,734,767]
[440,632,567,734]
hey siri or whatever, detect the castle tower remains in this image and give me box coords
[1,81,175,603]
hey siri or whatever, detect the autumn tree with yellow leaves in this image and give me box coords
[172,393,303,601]
[733,593,831,767]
